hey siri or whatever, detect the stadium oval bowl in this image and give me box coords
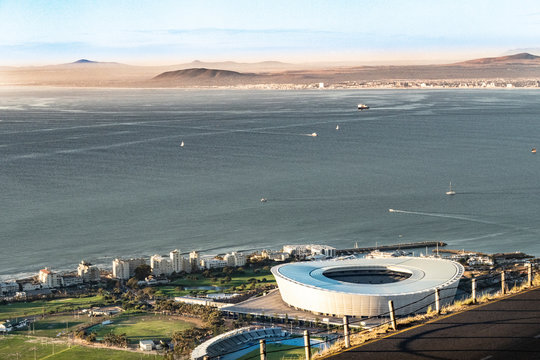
[271,257,464,317]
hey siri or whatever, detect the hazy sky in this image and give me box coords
[1,0,540,65]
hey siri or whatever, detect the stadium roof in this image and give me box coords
[272,257,463,296]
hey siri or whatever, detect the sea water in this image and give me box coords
[2,87,540,280]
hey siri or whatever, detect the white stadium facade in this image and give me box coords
[271,257,464,318]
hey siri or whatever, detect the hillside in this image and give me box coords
[454,52,540,65]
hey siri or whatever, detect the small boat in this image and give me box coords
[336,125,340,130]
[532,148,536,154]
[446,182,456,196]
[357,104,370,110]
[311,132,318,137]
[180,141,184,147]
[260,198,267,203]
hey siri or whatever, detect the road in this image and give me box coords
[327,287,540,360]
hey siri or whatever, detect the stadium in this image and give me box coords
[271,257,464,317]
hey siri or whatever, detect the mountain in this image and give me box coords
[72,59,98,64]
[454,53,540,65]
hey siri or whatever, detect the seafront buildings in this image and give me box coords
[112,258,146,280]
[1,244,336,298]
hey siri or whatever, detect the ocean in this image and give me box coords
[2,87,540,280]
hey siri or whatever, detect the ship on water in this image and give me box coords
[358,104,370,110]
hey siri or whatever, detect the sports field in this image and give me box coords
[0,335,155,360]
[89,313,195,343]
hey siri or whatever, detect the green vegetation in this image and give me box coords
[155,268,276,298]
[237,343,319,360]
[13,314,94,338]
[89,313,194,343]
[0,295,107,319]
[0,335,156,360]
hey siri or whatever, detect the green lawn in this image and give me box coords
[237,343,318,360]
[0,335,156,360]
[156,269,276,298]
[12,314,96,338]
[0,295,107,320]
[89,313,194,343]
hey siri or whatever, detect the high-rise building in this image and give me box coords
[77,261,101,282]
[151,254,173,276]
[189,251,199,271]
[112,258,146,280]
[169,249,184,273]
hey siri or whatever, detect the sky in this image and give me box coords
[1,0,540,66]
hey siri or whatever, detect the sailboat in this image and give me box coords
[180,141,184,147]
[336,125,340,130]
[446,182,456,196]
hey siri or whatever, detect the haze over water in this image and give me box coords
[2,88,540,280]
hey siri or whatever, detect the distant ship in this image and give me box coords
[366,249,410,258]
[311,132,318,137]
[260,198,267,203]
[358,104,370,110]
[446,182,456,196]
[532,148,536,154]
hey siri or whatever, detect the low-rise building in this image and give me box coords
[200,257,227,270]
[61,274,84,287]
[283,244,336,258]
[139,339,154,351]
[0,281,19,295]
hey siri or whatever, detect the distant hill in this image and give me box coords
[151,68,264,86]
[167,60,300,72]
[72,59,98,64]
[454,53,540,65]
[153,68,254,80]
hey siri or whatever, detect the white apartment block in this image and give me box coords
[77,261,101,282]
[283,244,336,258]
[189,251,200,271]
[151,254,173,276]
[38,268,61,288]
[169,249,184,273]
[224,252,246,267]
[61,275,84,287]
[112,258,147,280]
[200,257,228,270]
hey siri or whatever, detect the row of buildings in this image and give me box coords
[2,244,337,295]
[112,250,247,280]
[0,261,102,298]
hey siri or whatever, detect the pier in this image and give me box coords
[336,241,447,255]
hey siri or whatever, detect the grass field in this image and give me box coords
[13,314,96,338]
[0,295,107,319]
[236,343,319,360]
[0,335,156,360]
[89,313,194,343]
[156,269,276,298]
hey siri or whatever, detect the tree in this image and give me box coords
[134,264,152,280]
[126,277,139,289]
